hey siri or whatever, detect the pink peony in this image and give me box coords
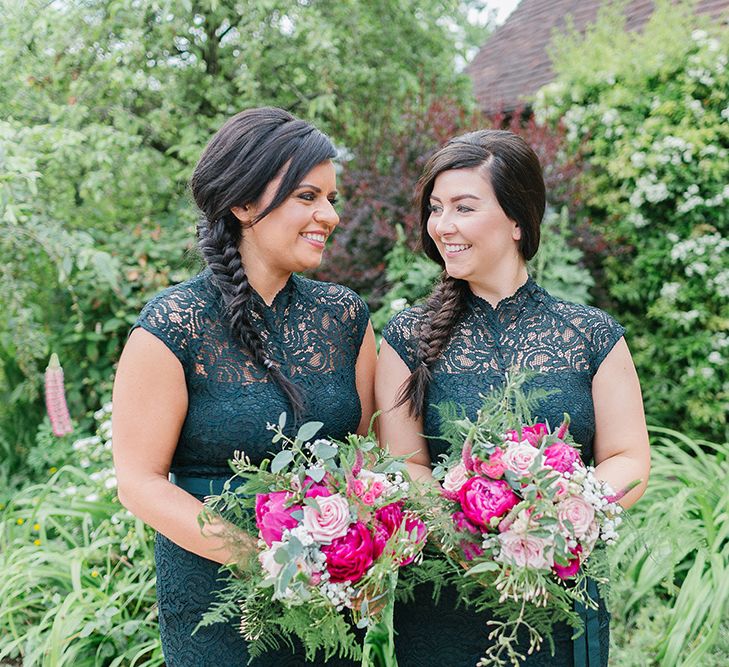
[255,491,301,546]
[498,530,553,570]
[322,521,374,583]
[373,502,404,558]
[507,423,548,447]
[475,448,507,479]
[543,441,582,474]
[502,442,540,476]
[302,493,351,544]
[458,476,519,530]
[443,462,469,493]
[553,546,582,580]
[557,496,596,539]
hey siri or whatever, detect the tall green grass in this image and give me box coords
[610,427,729,666]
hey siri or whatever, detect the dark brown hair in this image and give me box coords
[190,107,336,418]
[397,129,546,417]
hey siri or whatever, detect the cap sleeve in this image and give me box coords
[588,309,626,376]
[343,288,370,351]
[381,308,422,372]
[131,286,200,369]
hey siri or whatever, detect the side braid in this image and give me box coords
[198,214,304,417]
[395,274,469,418]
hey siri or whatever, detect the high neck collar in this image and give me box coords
[248,273,298,311]
[466,275,543,318]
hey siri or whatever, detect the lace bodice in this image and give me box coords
[133,270,369,477]
[382,277,625,466]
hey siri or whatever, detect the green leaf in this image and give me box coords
[296,421,323,443]
[278,412,287,429]
[270,449,294,474]
[313,441,338,460]
[306,466,326,483]
[465,561,500,576]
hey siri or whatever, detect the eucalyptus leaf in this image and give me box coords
[306,466,326,483]
[278,412,287,429]
[313,441,338,460]
[296,421,323,443]
[465,561,500,576]
[270,449,294,474]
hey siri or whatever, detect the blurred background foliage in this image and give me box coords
[1,0,727,664]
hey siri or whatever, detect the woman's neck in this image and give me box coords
[244,259,292,306]
[467,265,529,307]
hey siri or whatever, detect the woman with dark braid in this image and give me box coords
[375,129,650,666]
[112,107,376,666]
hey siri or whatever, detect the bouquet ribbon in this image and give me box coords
[361,570,398,667]
[572,578,601,667]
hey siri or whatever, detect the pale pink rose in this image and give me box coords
[302,493,352,544]
[543,441,582,473]
[443,462,469,493]
[475,448,507,479]
[258,542,285,578]
[498,530,553,570]
[351,479,367,497]
[502,442,540,476]
[557,496,596,539]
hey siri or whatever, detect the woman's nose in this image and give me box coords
[434,213,457,237]
[315,200,339,227]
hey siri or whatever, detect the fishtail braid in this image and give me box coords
[396,274,469,418]
[198,214,304,417]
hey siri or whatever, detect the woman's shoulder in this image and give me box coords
[139,271,217,319]
[381,303,429,346]
[543,292,624,337]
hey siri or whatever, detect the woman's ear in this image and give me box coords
[511,221,522,241]
[230,205,252,224]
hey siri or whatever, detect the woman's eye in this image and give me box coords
[298,192,316,202]
[328,196,339,206]
[428,204,442,214]
[457,205,473,213]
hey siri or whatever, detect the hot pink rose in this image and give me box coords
[506,423,548,447]
[322,521,374,583]
[373,502,404,558]
[498,530,553,570]
[351,479,367,497]
[502,442,539,476]
[458,476,519,530]
[362,491,376,505]
[558,496,596,539]
[302,493,351,544]
[371,481,385,497]
[443,462,469,493]
[543,441,582,474]
[255,491,301,546]
[553,546,582,580]
[475,448,507,479]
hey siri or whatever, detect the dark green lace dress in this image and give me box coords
[133,270,370,667]
[382,277,624,667]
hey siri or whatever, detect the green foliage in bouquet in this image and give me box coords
[0,405,161,666]
[534,0,729,440]
[199,415,426,665]
[609,427,729,666]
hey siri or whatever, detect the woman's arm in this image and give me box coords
[375,340,435,485]
[354,323,377,435]
[592,337,651,508]
[112,328,254,565]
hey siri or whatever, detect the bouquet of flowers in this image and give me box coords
[199,413,427,666]
[424,373,634,666]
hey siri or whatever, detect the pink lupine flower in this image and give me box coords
[352,449,364,477]
[45,353,73,436]
[462,440,476,472]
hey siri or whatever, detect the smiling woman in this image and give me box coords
[111,107,376,667]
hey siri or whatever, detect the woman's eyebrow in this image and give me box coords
[429,194,481,202]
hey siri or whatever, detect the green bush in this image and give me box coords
[609,427,729,666]
[534,0,729,440]
[0,405,161,667]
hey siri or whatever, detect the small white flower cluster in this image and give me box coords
[670,234,729,285]
[320,581,356,611]
[385,471,409,496]
[577,469,623,544]
[629,173,670,208]
[677,183,729,214]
